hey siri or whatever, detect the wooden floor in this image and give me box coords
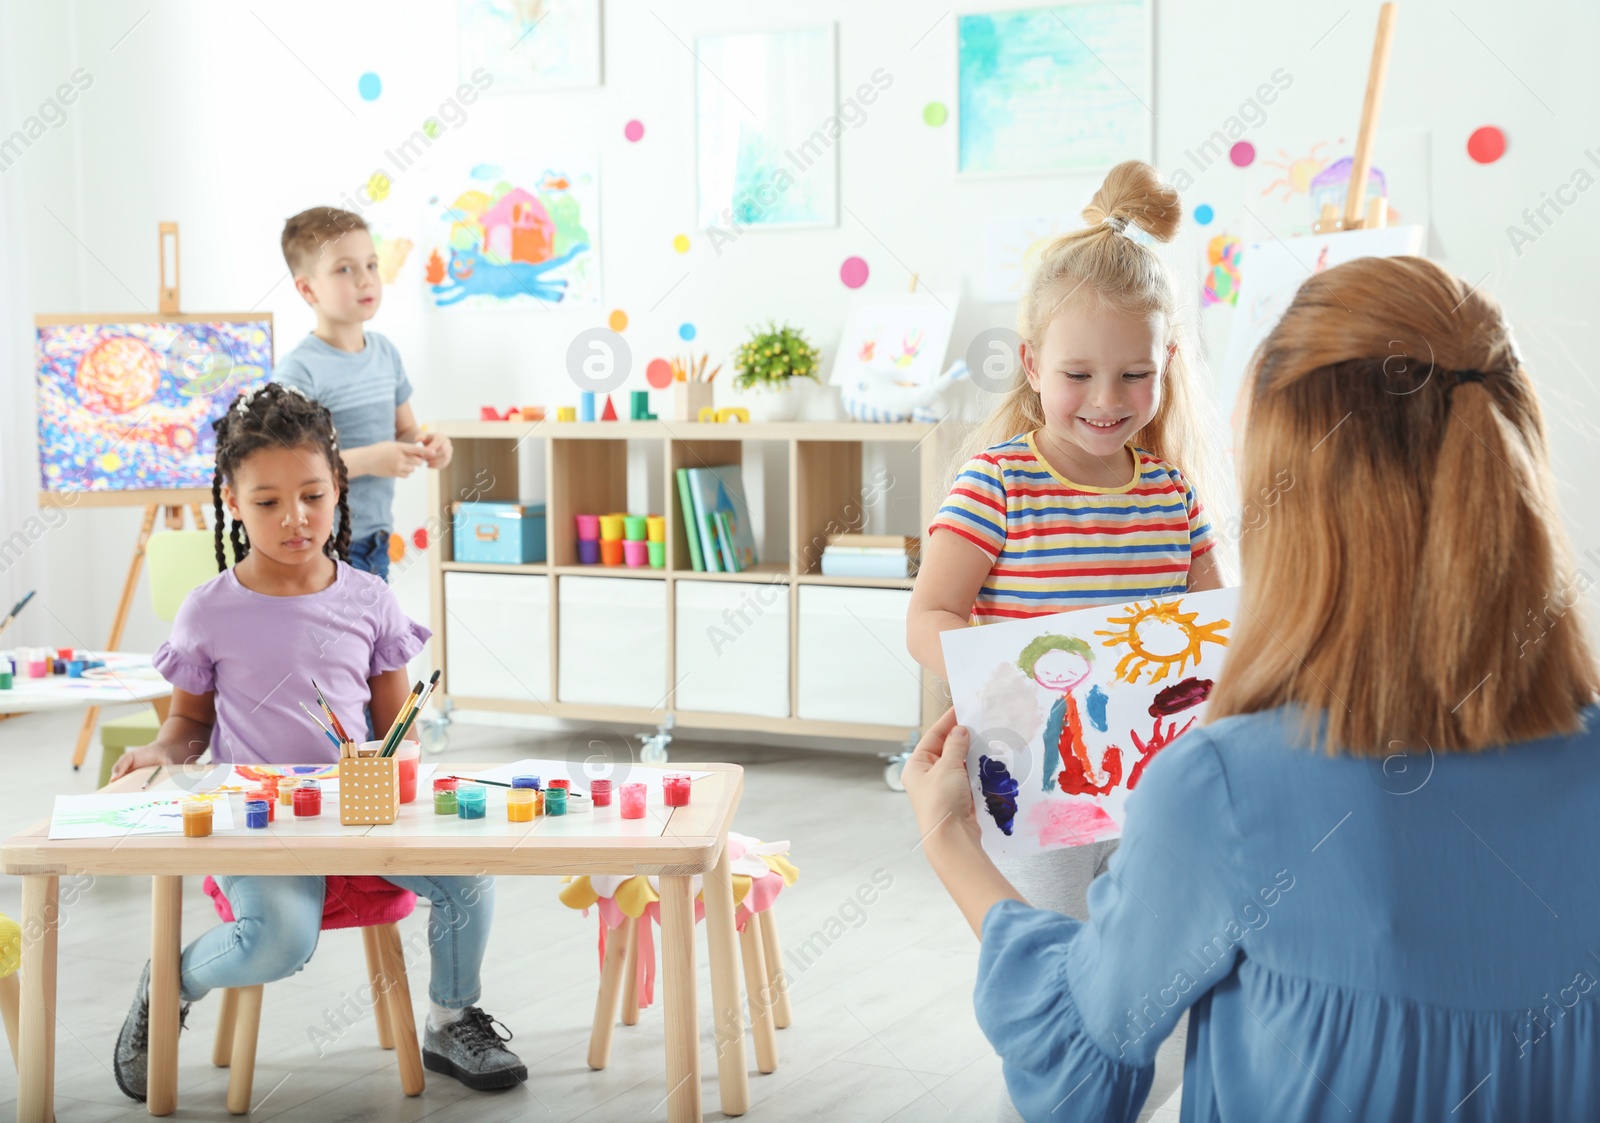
[0,706,1180,1122]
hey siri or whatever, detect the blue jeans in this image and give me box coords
[347,530,391,581]
[179,874,495,1009]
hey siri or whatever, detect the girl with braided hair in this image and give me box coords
[108,383,526,1099]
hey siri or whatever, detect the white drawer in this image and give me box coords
[674,580,790,718]
[796,586,921,727]
[443,572,550,703]
[558,576,668,708]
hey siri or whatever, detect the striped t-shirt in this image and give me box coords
[931,432,1214,622]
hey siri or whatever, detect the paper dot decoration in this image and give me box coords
[923,101,948,126]
[423,119,442,139]
[1467,126,1506,165]
[1193,204,1214,225]
[608,309,629,332]
[387,533,406,563]
[678,322,696,341]
[358,72,382,101]
[366,171,391,202]
[1229,141,1255,168]
[840,256,869,289]
[646,358,673,389]
[412,527,430,550]
[624,119,645,142]
[672,233,691,253]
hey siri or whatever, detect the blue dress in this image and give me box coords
[974,704,1600,1122]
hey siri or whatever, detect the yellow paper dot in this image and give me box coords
[672,234,690,253]
[367,171,391,202]
[100,452,122,471]
[608,309,629,332]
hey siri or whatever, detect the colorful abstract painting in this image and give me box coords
[830,294,955,391]
[1201,234,1243,307]
[422,161,601,308]
[695,27,838,229]
[958,2,1151,176]
[35,317,272,495]
[457,0,602,92]
[942,587,1237,858]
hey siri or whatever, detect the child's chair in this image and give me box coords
[560,832,797,1074]
[0,910,20,1068]
[97,530,219,786]
[203,875,424,1113]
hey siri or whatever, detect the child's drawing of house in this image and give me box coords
[479,187,555,264]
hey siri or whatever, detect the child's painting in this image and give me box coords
[830,294,956,393]
[980,214,1076,303]
[1200,233,1243,307]
[695,27,838,230]
[49,793,236,839]
[1242,131,1431,239]
[422,161,601,308]
[35,316,273,496]
[457,0,602,92]
[958,2,1151,176]
[941,587,1237,858]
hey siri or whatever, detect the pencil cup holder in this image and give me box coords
[339,755,400,825]
[671,381,713,423]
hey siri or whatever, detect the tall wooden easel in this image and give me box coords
[1313,3,1399,235]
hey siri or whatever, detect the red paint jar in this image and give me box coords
[662,775,691,807]
[245,788,275,822]
[548,778,571,791]
[292,780,322,817]
[590,779,613,806]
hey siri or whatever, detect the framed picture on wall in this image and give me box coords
[957,1,1153,177]
[458,0,603,92]
[695,25,839,230]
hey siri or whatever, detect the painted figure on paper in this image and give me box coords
[1018,635,1121,796]
[978,754,1021,836]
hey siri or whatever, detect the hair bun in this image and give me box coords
[1082,160,1181,243]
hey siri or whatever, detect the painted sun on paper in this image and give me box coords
[943,588,1237,858]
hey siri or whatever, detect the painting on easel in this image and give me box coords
[35,315,272,497]
[941,587,1237,859]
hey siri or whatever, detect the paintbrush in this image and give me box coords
[384,670,441,756]
[706,363,721,383]
[298,700,341,750]
[444,774,513,788]
[377,680,424,755]
[311,679,353,747]
[141,764,163,790]
[0,590,35,637]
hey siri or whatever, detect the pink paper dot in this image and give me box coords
[839,256,869,289]
[646,358,673,389]
[624,119,645,143]
[1467,125,1506,164]
[1229,141,1255,168]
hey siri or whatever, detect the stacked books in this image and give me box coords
[675,464,759,573]
[820,534,920,579]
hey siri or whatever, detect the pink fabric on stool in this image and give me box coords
[202,875,416,931]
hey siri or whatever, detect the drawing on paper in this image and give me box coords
[941,587,1238,857]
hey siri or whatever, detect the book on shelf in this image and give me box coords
[827,533,920,554]
[674,468,709,571]
[818,551,918,579]
[681,465,757,573]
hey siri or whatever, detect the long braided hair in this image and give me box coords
[211,383,352,571]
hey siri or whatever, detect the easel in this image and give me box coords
[31,223,271,768]
[1313,3,1398,234]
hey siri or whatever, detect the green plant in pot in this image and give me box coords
[733,322,820,421]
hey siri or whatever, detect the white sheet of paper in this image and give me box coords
[940,587,1239,859]
[50,793,237,839]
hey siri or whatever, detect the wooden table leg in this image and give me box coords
[658,875,702,1123]
[587,919,630,1069]
[18,875,58,1123]
[701,835,749,1116]
[620,916,640,1027]
[148,876,183,1116]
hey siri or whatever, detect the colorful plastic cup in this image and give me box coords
[647,542,666,568]
[623,515,648,541]
[598,514,625,540]
[575,514,601,540]
[600,539,625,566]
[577,539,601,565]
[620,783,647,819]
[646,515,666,543]
[623,540,649,567]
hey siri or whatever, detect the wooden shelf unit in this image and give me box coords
[426,420,950,742]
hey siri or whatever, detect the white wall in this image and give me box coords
[3,0,1597,671]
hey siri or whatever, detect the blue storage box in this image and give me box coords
[452,501,547,564]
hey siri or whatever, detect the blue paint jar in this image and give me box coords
[245,799,270,829]
[457,783,487,820]
[512,776,540,790]
[67,660,84,678]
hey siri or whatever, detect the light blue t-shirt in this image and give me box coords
[272,332,412,541]
[975,703,1600,1122]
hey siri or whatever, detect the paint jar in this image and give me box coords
[663,775,692,807]
[506,788,535,822]
[293,780,322,818]
[278,782,295,809]
[182,800,213,838]
[395,740,421,803]
[623,515,648,541]
[566,791,592,814]
[245,788,275,823]
[26,655,46,678]
[646,515,666,543]
[0,672,11,690]
[598,514,625,541]
[543,786,568,816]
[51,659,66,675]
[245,799,270,830]
[577,539,602,565]
[575,514,601,540]
[647,541,666,568]
[512,776,540,790]
[623,540,649,567]
[590,778,613,807]
[548,778,571,791]
[620,783,647,820]
[600,539,625,566]
[457,783,487,820]
[56,647,73,661]
[67,660,84,678]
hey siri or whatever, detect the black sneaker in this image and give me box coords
[113,960,190,1102]
[422,1006,527,1091]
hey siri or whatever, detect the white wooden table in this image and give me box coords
[0,652,169,715]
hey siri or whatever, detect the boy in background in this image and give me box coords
[271,207,451,579]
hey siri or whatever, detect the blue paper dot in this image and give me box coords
[358,72,382,101]
[678,323,696,341]
[1194,204,1214,225]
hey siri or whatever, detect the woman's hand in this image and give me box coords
[903,708,982,850]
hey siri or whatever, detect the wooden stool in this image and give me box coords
[202,877,423,1114]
